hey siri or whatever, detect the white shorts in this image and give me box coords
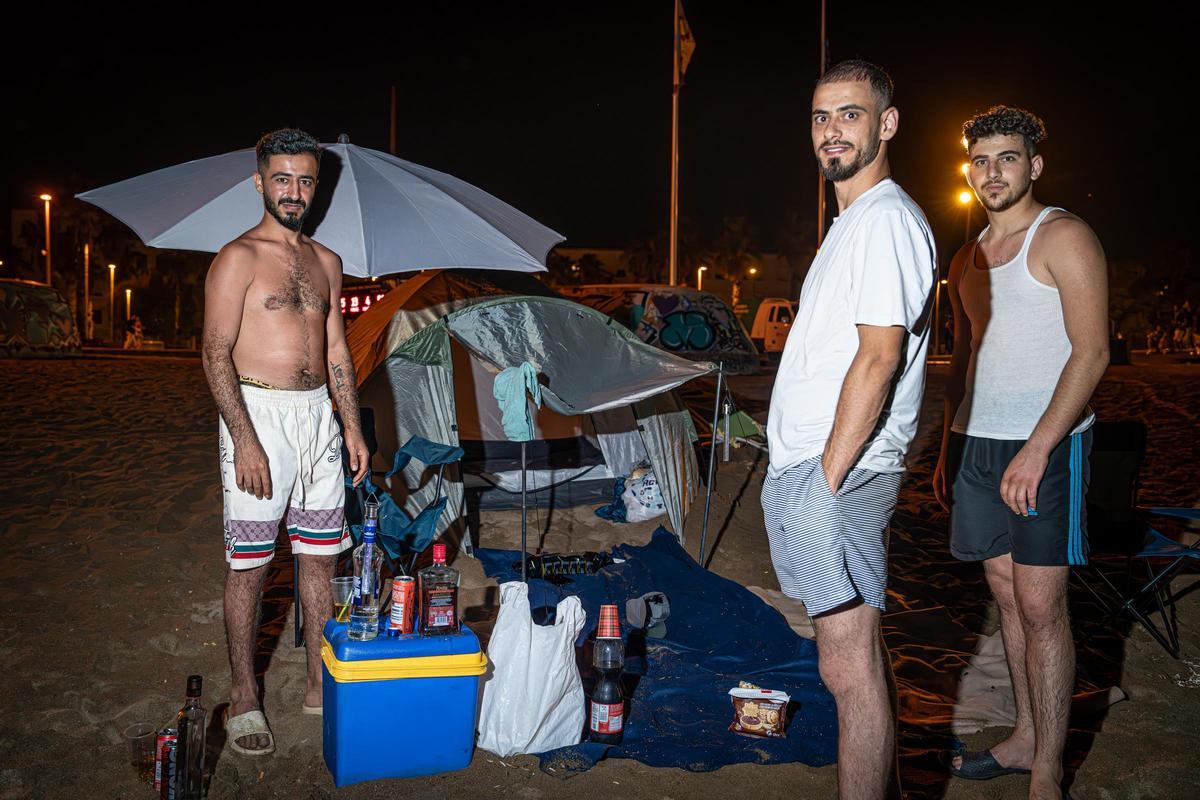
[220,385,351,570]
[761,456,901,616]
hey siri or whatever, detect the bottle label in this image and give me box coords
[424,589,457,629]
[589,701,624,733]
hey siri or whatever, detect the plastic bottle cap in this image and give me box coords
[432,543,447,564]
[186,675,202,697]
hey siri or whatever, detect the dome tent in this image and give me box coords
[346,270,715,545]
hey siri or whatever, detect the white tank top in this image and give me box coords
[951,206,1094,440]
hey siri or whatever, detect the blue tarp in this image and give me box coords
[475,527,838,774]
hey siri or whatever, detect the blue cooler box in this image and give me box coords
[321,619,488,787]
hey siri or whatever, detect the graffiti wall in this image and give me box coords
[0,279,82,357]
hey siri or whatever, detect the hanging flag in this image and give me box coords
[679,3,697,76]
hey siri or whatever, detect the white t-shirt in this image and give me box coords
[767,178,936,477]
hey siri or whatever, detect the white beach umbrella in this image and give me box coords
[76,138,564,277]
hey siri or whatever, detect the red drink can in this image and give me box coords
[389,576,416,635]
[153,728,178,793]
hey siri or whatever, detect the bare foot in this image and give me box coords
[228,694,272,751]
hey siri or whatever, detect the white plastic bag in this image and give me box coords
[477,582,586,756]
[621,469,666,522]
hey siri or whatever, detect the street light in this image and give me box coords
[108,264,117,344]
[960,162,969,176]
[696,265,708,292]
[125,288,132,321]
[39,194,52,286]
[958,190,974,245]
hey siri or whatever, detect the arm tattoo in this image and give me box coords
[328,357,363,436]
[202,332,258,448]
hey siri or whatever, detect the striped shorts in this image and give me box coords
[219,385,351,570]
[761,456,902,616]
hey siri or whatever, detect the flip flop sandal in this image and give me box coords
[949,748,1031,781]
[301,703,323,717]
[225,709,276,757]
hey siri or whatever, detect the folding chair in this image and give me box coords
[1079,419,1200,659]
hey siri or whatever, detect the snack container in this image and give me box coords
[728,687,791,738]
[321,619,487,786]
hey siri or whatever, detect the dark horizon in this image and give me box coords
[1,3,1192,275]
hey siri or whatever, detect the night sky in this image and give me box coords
[1,3,1191,272]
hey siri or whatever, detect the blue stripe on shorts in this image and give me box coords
[761,456,902,616]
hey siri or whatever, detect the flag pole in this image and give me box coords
[816,0,828,249]
[669,0,681,287]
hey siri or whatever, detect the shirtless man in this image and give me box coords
[201,128,369,756]
[934,107,1108,799]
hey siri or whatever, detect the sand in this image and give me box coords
[0,354,1197,799]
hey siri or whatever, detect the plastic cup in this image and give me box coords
[597,604,621,638]
[122,722,157,783]
[331,576,355,622]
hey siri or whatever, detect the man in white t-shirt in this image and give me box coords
[762,60,935,800]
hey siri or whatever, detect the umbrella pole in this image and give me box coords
[698,363,724,569]
[521,440,528,582]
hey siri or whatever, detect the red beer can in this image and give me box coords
[389,576,416,635]
[153,728,178,793]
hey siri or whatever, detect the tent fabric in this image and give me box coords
[347,270,715,542]
[474,528,838,773]
[0,280,81,357]
[567,285,760,375]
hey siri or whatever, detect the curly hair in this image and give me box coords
[962,106,1047,155]
[255,128,322,172]
[817,59,894,113]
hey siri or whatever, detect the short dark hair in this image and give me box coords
[255,128,322,173]
[816,59,894,113]
[963,106,1047,155]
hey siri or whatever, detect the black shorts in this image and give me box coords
[948,429,1092,567]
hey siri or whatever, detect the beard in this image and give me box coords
[818,129,881,182]
[264,194,308,232]
[978,174,1033,212]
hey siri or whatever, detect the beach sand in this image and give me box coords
[0,355,1197,799]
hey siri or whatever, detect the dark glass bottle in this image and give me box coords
[588,616,625,744]
[174,675,205,800]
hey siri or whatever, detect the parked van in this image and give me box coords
[750,298,797,355]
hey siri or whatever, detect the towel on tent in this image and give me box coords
[474,528,837,774]
[492,362,542,442]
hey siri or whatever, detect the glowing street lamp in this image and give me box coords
[696,265,708,292]
[108,264,117,344]
[125,288,132,320]
[958,190,974,245]
[39,194,52,285]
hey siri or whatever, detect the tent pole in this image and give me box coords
[698,362,724,568]
[521,440,528,582]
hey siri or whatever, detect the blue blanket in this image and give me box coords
[475,527,837,773]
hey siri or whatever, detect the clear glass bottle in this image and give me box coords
[418,542,460,636]
[349,500,383,641]
[175,674,206,799]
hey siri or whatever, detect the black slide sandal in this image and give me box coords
[949,748,1031,781]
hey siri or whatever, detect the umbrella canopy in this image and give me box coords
[76,142,564,277]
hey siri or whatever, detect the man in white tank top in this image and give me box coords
[933,107,1109,798]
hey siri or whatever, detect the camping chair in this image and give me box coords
[1078,419,1200,659]
[368,435,465,575]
